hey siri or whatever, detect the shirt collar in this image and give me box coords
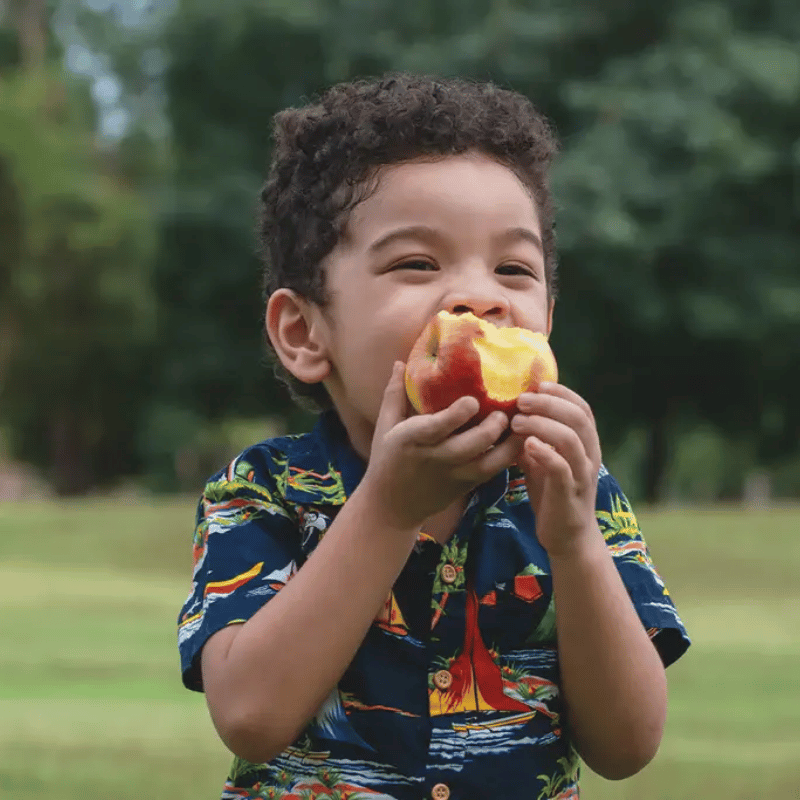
[281,408,365,506]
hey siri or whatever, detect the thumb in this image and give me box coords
[374,361,410,440]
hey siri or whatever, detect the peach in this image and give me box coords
[404,311,557,424]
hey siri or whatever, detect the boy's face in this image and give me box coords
[311,151,553,460]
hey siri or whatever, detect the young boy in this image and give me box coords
[178,73,690,800]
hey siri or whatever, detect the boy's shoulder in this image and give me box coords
[202,430,303,484]
[202,419,349,508]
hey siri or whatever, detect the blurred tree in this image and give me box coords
[0,3,157,495]
[552,1,800,499]
[150,0,329,431]
[81,0,799,498]
[320,0,800,501]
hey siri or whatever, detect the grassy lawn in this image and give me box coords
[1,498,799,798]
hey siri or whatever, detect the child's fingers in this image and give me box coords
[536,382,596,424]
[515,391,601,469]
[450,425,521,482]
[521,435,573,489]
[407,395,480,446]
[438,410,509,462]
[512,415,590,484]
[374,362,410,440]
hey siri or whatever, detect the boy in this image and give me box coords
[178,73,690,800]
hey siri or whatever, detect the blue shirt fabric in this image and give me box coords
[178,409,690,800]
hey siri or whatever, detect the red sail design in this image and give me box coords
[433,589,530,715]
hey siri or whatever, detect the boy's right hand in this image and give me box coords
[362,361,522,531]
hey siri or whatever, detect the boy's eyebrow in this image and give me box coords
[367,224,542,253]
[496,226,543,252]
[367,225,446,253]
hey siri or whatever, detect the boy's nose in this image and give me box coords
[440,261,513,323]
[444,293,511,324]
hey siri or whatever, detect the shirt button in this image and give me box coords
[440,563,457,584]
[433,669,453,690]
[431,783,450,800]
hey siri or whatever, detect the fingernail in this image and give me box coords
[517,394,536,410]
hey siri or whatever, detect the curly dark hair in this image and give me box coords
[259,72,560,412]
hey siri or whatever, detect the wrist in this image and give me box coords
[352,472,425,542]
[544,521,607,565]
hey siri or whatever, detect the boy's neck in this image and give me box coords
[333,405,374,465]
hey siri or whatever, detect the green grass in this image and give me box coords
[1,499,799,799]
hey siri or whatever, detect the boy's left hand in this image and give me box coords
[510,383,603,559]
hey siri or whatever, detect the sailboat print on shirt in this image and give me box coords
[430,589,532,716]
[308,689,376,752]
[374,590,409,637]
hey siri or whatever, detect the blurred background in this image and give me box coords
[0,0,798,503]
[1,1,798,799]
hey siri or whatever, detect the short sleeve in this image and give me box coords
[596,467,690,667]
[177,449,301,691]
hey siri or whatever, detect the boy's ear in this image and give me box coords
[546,298,554,337]
[266,288,331,384]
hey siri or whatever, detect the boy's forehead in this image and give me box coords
[338,154,540,242]
[342,151,519,207]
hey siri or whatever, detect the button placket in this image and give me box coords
[426,528,472,795]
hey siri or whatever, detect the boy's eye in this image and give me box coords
[389,261,538,277]
[497,264,536,277]
[393,260,437,271]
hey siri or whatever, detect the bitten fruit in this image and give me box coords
[404,310,558,424]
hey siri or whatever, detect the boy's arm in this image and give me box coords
[510,383,667,779]
[549,532,667,779]
[201,478,420,763]
[201,362,521,763]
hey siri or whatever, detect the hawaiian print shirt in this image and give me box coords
[178,409,690,800]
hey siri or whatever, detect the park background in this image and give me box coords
[0,0,798,798]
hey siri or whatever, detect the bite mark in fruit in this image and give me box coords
[404,310,558,425]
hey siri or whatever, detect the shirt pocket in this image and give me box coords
[477,570,556,651]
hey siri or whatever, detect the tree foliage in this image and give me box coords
[552,2,800,496]
[0,50,156,493]
[1,0,798,498]
[152,1,328,424]
[140,0,798,499]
